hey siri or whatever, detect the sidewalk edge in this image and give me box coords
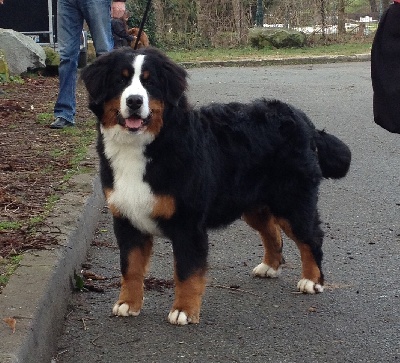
[0,175,104,363]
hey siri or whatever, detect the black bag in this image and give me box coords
[371,2,400,134]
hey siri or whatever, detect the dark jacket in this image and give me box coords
[111,18,134,49]
[371,2,400,133]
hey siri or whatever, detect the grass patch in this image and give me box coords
[28,194,60,227]
[60,119,97,184]
[0,255,23,291]
[0,194,60,233]
[36,112,53,125]
[2,75,25,84]
[50,148,67,158]
[0,221,22,232]
[166,42,372,63]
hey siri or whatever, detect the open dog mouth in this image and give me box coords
[117,112,152,132]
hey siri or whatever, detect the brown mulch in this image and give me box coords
[0,75,95,260]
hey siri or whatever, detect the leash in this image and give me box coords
[133,0,152,50]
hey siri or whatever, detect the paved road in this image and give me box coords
[53,62,400,363]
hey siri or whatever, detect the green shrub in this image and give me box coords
[0,49,9,83]
[249,28,307,49]
[43,46,60,66]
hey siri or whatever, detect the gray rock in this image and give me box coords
[0,28,46,75]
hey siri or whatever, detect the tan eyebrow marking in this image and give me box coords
[122,68,130,78]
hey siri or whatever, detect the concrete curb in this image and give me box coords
[180,53,371,68]
[0,173,104,363]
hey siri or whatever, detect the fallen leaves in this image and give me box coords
[308,306,318,313]
[0,75,93,260]
[3,317,16,333]
[82,270,107,281]
[74,269,107,293]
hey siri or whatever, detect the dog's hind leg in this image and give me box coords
[277,215,324,294]
[112,217,153,317]
[243,209,285,278]
[168,229,208,325]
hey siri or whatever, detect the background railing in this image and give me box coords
[126,0,382,49]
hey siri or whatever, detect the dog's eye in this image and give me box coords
[119,69,131,85]
[119,76,130,85]
[141,71,151,85]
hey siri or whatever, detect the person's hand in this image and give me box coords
[111,1,126,17]
[0,1,4,5]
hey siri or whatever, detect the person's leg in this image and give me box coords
[53,0,83,125]
[82,0,113,56]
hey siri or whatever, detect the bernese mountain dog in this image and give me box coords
[81,47,351,325]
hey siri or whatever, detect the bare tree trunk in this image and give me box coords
[381,0,390,14]
[337,0,346,35]
[369,0,379,19]
[319,0,326,41]
[256,0,264,27]
[195,0,210,40]
[153,0,165,36]
[232,0,243,41]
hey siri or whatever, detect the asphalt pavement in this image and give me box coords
[1,57,399,363]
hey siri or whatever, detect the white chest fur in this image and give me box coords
[102,127,161,236]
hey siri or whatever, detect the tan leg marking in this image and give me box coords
[103,187,121,217]
[113,238,153,316]
[168,268,207,325]
[277,218,322,284]
[152,195,176,219]
[295,243,322,283]
[243,210,283,271]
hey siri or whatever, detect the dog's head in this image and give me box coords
[128,27,150,48]
[81,47,188,137]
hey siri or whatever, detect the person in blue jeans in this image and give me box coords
[51,0,126,129]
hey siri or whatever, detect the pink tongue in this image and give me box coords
[125,117,142,129]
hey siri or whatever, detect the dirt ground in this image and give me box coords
[0,75,94,270]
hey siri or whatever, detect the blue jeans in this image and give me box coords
[54,0,113,124]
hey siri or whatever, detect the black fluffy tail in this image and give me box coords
[314,130,351,179]
[274,101,351,179]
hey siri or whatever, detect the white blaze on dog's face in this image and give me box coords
[112,53,165,138]
[119,55,151,129]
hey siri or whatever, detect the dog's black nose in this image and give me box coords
[126,95,143,110]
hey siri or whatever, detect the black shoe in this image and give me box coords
[50,117,75,129]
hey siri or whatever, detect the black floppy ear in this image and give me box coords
[142,48,188,106]
[80,53,114,104]
[161,57,188,106]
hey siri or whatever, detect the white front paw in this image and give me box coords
[252,262,281,278]
[297,278,324,294]
[112,302,141,317]
[168,310,190,325]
